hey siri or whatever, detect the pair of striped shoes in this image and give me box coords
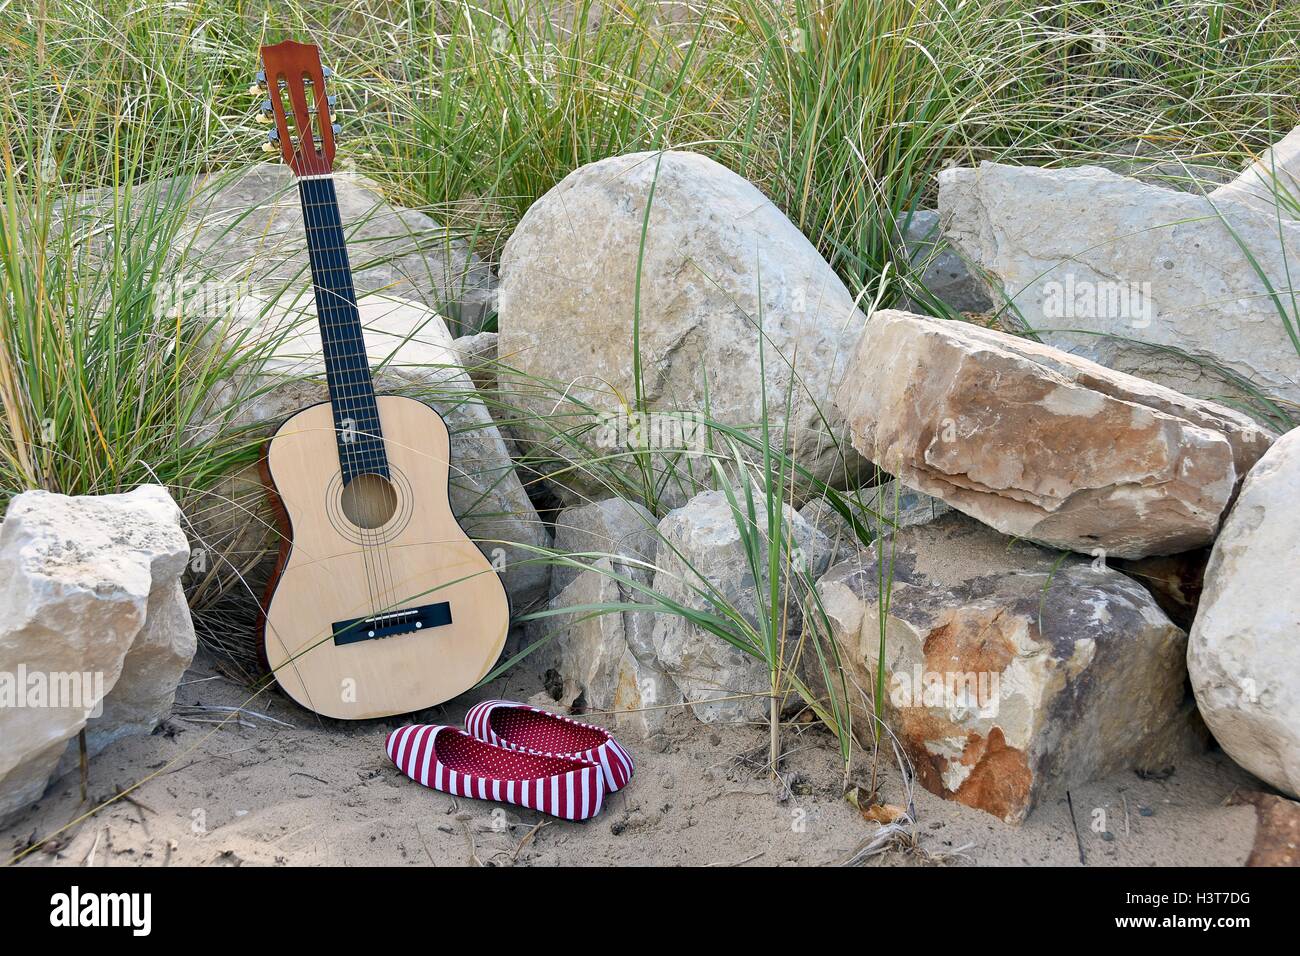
[386,700,634,822]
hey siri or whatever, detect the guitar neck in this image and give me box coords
[298,174,389,482]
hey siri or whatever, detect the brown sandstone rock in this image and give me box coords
[834,310,1273,559]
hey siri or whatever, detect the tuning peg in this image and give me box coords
[332,123,341,137]
[322,66,333,78]
[261,98,274,113]
[256,69,266,84]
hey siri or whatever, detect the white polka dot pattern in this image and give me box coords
[385,724,606,821]
[464,700,635,792]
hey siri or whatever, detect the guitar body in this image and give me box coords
[260,395,510,719]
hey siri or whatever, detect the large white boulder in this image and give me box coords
[1188,427,1300,798]
[0,486,193,823]
[189,293,551,609]
[497,150,869,504]
[938,161,1300,410]
[834,311,1273,558]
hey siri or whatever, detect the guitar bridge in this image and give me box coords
[332,601,453,645]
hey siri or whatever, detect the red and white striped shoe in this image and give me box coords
[386,724,606,822]
[464,699,634,792]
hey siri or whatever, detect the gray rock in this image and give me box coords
[649,490,832,723]
[449,330,500,391]
[799,479,950,561]
[0,486,193,823]
[498,150,870,506]
[815,512,1204,824]
[895,209,992,314]
[66,164,497,332]
[551,498,657,596]
[542,558,679,737]
[1188,426,1300,798]
[938,161,1300,411]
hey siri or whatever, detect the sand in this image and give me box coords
[3,650,1262,868]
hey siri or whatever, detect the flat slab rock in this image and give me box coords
[834,310,1273,558]
[938,160,1300,409]
[816,512,1204,823]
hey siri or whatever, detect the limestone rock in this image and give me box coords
[190,293,550,609]
[543,558,679,737]
[1188,426,1300,798]
[799,479,950,562]
[449,330,500,391]
[0,486,192,823]
[815,512,1203,824]
[551,498,657,596]
[498,150,869,505]
[1210,125,1300,220]
[64,164,497,332]
[649,490,832,723]
[896,209,992,314]
[834,310,1273,558]
[938,161,1300,410]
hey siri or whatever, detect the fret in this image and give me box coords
[297,175,388,484]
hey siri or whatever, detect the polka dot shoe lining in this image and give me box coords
[464,700,635,792]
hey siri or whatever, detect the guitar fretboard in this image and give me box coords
[298,175,389,483]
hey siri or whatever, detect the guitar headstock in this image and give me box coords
[257,40,339,176]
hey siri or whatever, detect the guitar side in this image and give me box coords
[259,395,510,719]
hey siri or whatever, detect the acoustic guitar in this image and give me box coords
[255,40,510,719]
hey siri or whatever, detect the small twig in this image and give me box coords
[82,829,102,867]
[510,820,549,863]
[289,771,330,786]
[78,730,89,804]
[1066,791,1086,865]
[414,824,435,865]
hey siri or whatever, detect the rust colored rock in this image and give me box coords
[1231,791,1300,867]
[815,512,1205,824]
[834,311,1273,559]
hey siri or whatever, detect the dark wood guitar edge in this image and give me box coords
[255,432,294,677]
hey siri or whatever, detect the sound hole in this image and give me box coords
[340,473,398,530]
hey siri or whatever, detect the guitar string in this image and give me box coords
[303,176,402,622]
[308,176,400,620]
[298,177,382,622]
[302,176,397,620]
[298,177,389,623]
